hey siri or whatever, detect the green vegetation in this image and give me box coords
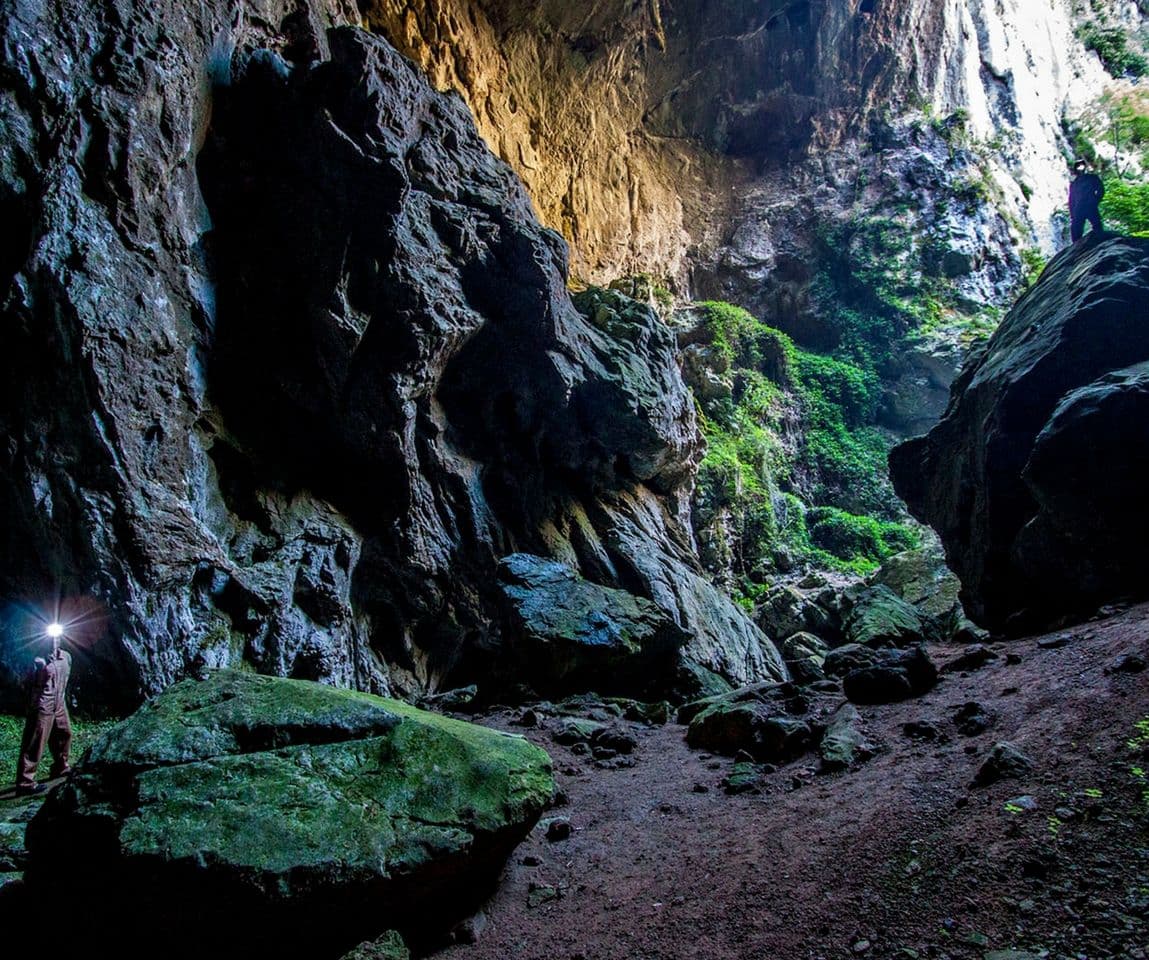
[1077,21,1149,78]
[691,301,919,583]
[1020,246,1047,289]
[1128,716,1149,812]
[807,507,919,572]
[1100,177,1149,236]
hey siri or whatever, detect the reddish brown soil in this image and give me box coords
[440,604,1149,960]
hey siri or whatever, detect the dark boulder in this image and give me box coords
[974,741,1033,786]
[890,236,1149,631]
[826,645,938,705]
[684,681,815,763]
[496,554,687,697]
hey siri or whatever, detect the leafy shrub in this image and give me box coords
[1101,177,1149,237]
[808,506,919,571]
[1078,22,1149,78]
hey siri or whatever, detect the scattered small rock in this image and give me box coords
[953,702,996,737]
[1037,634,1070,649]
[692,783,710,794]
[527,882,561,908]
[942,644,999,673]
[513,708,540,728]
[974,742,1034,786]
[543,817,572,842]
[722,762,763,795]
[985,951,1042,960]
[1005,653,1022,666]
[1004,795,1038,813]
[340,930,410,960]
[1107,653,1146,674]
[520,854,542,866]
[852,939,872,954]
[903,719,947,741]
[595,755,637,770]
[451,910,487,945]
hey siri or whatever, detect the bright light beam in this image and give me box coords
[46,622,64,639]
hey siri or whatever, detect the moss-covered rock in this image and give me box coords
[818,703,875,772]
[24,672,554,957]
[843,585,928,648]
[870,543,962,624]
[497,553,688,696]
[684,681,815,763]
[341,931,410,960]
[780,631,829,684]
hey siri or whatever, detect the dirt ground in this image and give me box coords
[439,604,1149,960]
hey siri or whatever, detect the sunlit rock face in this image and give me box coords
[0,0,1140,706]
[359,0,1131,295]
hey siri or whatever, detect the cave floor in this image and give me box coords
[442,604,1149,960]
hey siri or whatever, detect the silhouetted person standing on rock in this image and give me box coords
[1069,159,1104,241]
[15,627,73,795]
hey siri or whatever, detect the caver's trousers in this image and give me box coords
[16,707,72,788]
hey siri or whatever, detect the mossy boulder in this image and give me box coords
[818,704,875,772]
[341,931,410,960]
[757,585,839,645]
[780,631,829,684]
[870,543,962,625]
[684,681,815,763]
[497,553,688,696]
[24,672,554,957]
[843,585,928,648]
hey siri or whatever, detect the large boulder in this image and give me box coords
[843,585,928,648]
[869,542,963,626]
[824,644,938,705]
[21,672,553,957]
[890,236,1149,630]
[684,681,815,763]
[497,553,688,696]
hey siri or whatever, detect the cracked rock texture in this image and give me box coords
[0,1,782,707]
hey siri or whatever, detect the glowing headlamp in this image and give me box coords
[46,623,64,639]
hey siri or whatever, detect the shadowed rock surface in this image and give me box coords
[496,553,688,698]
[22,671,554,958]
[890,236,1149,631]
[0,2,783,707]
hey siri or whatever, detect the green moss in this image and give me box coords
[695,300,797,374]
[690,299,916,581]
[807,507,920,576]
[84,672,554,885]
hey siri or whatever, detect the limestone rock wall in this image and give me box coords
[0,0,783,708]
[890,236,1149,631]
[357,0,1132,296]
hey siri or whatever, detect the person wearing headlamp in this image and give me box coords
[14,622,73,796]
